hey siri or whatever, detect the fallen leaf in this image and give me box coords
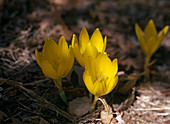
[120,58,139,70]
[68,96,91,117]
[117,79,137,94]
[117,88,135,111]
[116,72,143,94]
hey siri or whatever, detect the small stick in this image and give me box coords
[16,84,75,122]
[23,79,49,86]
[134,107,170,111]
[0,78,23,85]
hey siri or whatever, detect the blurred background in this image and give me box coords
[0,0,169,77]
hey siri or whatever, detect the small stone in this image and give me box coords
[68,96,91,117]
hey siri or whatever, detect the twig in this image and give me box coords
[0,78,23,85]
[23,79,49,86]
[17,100,32,111]
[16,84,75,122]
[17,107,43,117]
[77,109,101,122]
[134,107,170,111]
[3,112,22,122]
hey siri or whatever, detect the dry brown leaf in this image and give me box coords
[116,72,144,94]
[120,58,139,71]
[117,35,128,53]
[68,96,91,117]
[117,79,137,94]
[117,88,135,111]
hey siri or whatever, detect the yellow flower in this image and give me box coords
[135,19,169,59]
[83,53,118,96]
[72,27,107,68]
[35,36,74,80]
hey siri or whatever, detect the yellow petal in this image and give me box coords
[83,53,118,96]
[72,34,78,48]
[85,56,96,82]
[63,46,74,77]
[57,64,67,79]
[153,34,164,52]
[93,79,106,96]
[83,42,98,63]
[146,37,156,58]
[135,23,147,55]
[158,25,169,39]
[104,75,118,95]
[90,28,103,52]
[68,45,74,71]
[55,45,74,79]
[35,49,43,68]
[102,36,107,52]
[42,37,59,65]
[79,27,89,54]
[112,58,118,76]
[41,60,58,79]
[58,36,69,61]
[151,26,169,58]
[95,53,113,78]
[72,34,85,67]
[83,70,96,95]
[162,25,169,35]
[144,20,157,40]
[101,58,118,96]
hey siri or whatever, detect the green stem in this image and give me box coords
[89,92,93,103]
[53,79,68,105]
[89,95,99,112]
[144,56,150,81]
[59,90,68,105]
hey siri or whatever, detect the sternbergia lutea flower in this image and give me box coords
[135,19,169,80]
[72,27,107,68]
[135,19,169,60]
[83,53,118,97]
[83,53,118,119]
[35,36,74,104]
